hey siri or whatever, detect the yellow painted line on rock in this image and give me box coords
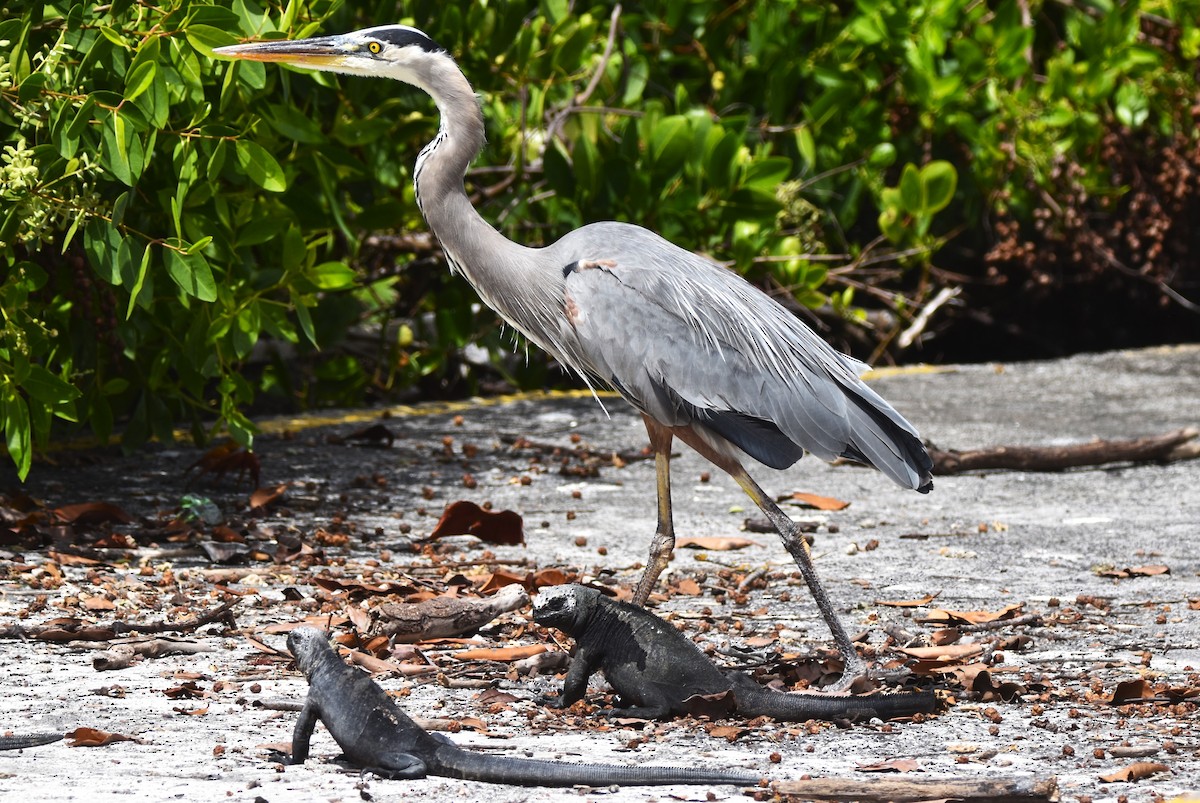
[249,388,617,437]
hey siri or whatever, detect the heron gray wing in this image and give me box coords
[557,225,931,490]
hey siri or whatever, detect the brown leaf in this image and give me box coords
[1127,565,1170,577]
[429,501,524,546]
[876,592,940,608]
[530,567,569,588]
[919,603,1024,626]
[173,706,209,716]
[454,644,548,663]
[676,535,761,551]
[249,483,287,511]
[1099,761,1170,783]
[788,492,851,511]
[311,576,417,598]
[91,533,137,549]
[897,643,986,673]
[674,578,703,596]
[80,596,116,612]
[856,758,921,773]
[1109,679,1156,705]
[705,723,748,742]
[479,568,528,594]
[67,727,137,747]
[1188,598,1200,611]
[53,502,133,527]
[930,628,962,646]
[680,690,737,718]
[210,525,244,543]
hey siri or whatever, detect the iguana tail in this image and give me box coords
[733,676,936,721]
[432,744,760,787]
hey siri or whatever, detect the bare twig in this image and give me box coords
[896,285,961,349]
[770,774,1058,801]
[929,428,1199,475]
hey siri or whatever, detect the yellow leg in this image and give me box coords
[731,465,866,691]
[631,417,676,606]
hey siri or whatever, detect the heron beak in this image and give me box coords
[213,35,354,69]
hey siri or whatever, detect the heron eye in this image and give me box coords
[367,41,382,54]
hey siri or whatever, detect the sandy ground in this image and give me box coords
[1,344,1198,802]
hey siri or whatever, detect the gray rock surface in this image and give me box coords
[1,344,1197,802]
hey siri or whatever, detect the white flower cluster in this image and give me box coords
[1,138,101,249]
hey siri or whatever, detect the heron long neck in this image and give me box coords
[410,56,567,359]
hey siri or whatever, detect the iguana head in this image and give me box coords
[531,584,595,631]
[286,626,331,674]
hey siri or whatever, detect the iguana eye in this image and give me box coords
[367,41,382,54]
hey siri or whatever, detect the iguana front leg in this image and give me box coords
[541,647,601,708]
[288,700,319,764]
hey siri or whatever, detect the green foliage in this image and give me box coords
[1,0,1197,478]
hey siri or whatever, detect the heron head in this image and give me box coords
[213,24,446,82]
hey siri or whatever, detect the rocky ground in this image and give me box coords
[1,345,1197,803]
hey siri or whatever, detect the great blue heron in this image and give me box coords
[215,25,933,690]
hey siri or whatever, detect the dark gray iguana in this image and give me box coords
[284,626,761,786]
[532,584,936,721]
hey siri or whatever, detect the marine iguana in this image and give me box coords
[532,585,936,721]
[284,626,761,786]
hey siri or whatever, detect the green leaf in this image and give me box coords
[309,261,357,291]
[21,365,82,405]
[124,60,157,102]
[898,164,922,215]
[235,140,287,192]
[919,161,957,214]
[2,391,32,481]
[185,23,240,55]
[165,247,218,301]
[649,115,691,175]
[127,243,153,318]
[291,289,318,348]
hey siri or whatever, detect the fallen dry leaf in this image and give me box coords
[67,727,137,747]
[788,492,851,511]
[856,758,921,773]
[312,576,418,598]
[249,483,287,511]
[674,578,703,596]
[1109,678,1156,705]
[454,644,548,663]
[676,535,761,551]
[877,592,941,608]
[479,568,528,594]
[705,723,748,742]
[919,603,1024,626]
[897,643,986,673]
[53,502,133,527]
[1099,761,1170,783]
[429,500,524,546]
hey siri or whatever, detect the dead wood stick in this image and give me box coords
[370,583,529,641]
[769,774,1057,802]
[929,427,1198,474]
[0,597,240,642]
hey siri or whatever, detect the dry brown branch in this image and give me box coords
[0,597,240,642]
[769,774,1058,802]
[929,427,1198,475]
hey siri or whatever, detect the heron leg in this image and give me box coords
[631,417,676,606]
[730,466,866,691]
